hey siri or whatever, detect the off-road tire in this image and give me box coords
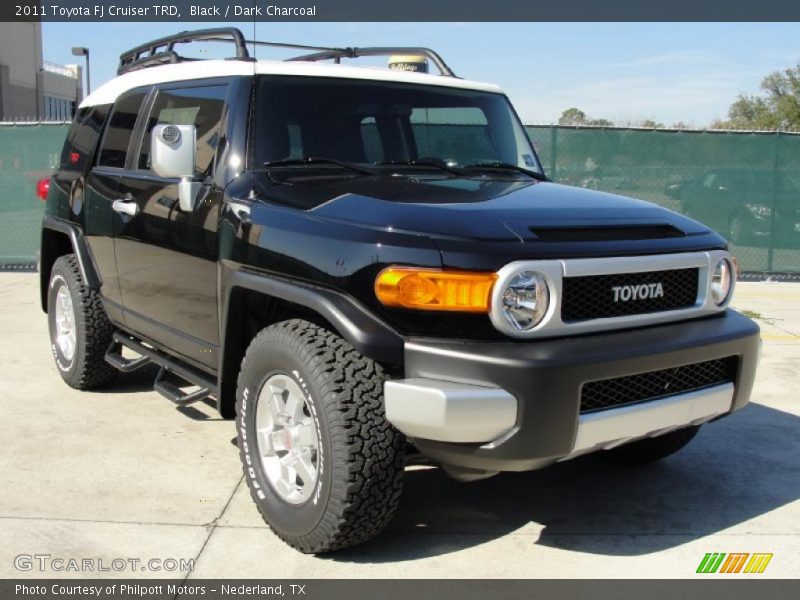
[236,319,405,553]
[47,254,117,389]
[601,425,700,466]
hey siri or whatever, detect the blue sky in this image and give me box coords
[43,22,800,126]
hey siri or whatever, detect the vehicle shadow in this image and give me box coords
[89,363,161,393]
[327,402,800,562]
[88,364,224,420]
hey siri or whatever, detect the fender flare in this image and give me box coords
[220,266,404,367]
[40,216,102,311]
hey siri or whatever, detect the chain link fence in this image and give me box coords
[0,122,69,269]
[526,126,800,273]
[1,123,799,273]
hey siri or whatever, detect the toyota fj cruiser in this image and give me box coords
[40,28,760,553]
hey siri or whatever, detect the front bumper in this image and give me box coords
[385,309,760,473]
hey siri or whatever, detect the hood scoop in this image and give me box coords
[529,224,685,243]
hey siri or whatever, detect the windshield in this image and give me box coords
[252,75,542,176]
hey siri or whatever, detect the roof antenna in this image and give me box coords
[251,6,256,59]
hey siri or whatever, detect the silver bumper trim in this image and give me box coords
[384,378,517,443]
[561,382,735,460]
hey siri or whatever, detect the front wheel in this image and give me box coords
[236,319,405,553]
[600,425,700,466]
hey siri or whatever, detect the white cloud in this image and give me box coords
[605,50,721,69]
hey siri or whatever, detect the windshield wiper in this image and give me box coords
[374,159,464,176]
[263,157,377,176]
[461,161,549,181]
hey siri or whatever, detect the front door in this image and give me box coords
[113,82,230,371]
[84,91,150,317]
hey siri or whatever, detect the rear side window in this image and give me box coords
[702,173,717,189]
[59,104,109,171]
[59,109,85,167]
[137,84,228,176]
[97,92,147,168]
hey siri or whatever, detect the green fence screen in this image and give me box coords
[526,126,800,273]
[0,123,68,267]
[1,123,798,272]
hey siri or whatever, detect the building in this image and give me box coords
[0,23,83,121]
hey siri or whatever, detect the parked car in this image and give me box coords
[666,168,800,246]
[39,28,760,553]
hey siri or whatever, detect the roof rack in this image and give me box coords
[117,27,458,78]
[286,47,456,77]
[118,28,249,74]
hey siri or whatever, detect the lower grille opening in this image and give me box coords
[580,357,738,414]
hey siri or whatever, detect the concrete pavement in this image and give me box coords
[0,273,798,579]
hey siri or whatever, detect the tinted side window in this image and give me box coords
[138,84,228,175]
[60,105,110,171]
[60,107,89,168]
[97,92,147,168]
[702,173,717,189]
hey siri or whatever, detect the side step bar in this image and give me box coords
[105,332,218,406]
[154,368,214,406]
[104,344,150,372]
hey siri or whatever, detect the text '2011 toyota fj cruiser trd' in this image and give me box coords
[40,28,760,553]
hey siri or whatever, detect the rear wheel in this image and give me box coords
[236,319,405,553]
[729,214,752,245]
[601,426,700,466]
[47,254,117,390]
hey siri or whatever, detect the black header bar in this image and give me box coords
[3,0,800,22]
[3,579,799,600]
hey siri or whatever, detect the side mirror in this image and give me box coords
[151,124,200,212]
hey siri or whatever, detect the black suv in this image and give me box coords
[40,29,760,553]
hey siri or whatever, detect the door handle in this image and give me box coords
[112,198,139,217]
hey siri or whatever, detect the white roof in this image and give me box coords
[80,60,503,108]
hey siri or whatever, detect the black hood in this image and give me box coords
[248,173,729,273]
[257,175,714,242]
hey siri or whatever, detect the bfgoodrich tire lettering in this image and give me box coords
[236,319,405,553]
[47,254,117,389]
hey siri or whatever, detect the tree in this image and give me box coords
[723,95,779,129]
[641,119,664,129]
[559,107,587,126]
[715,63,800,130]
[558,108,616,127]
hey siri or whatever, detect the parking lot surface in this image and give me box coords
[1,273,798,579]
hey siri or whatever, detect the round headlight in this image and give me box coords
[499,271,550,331]
[711,258,733,305]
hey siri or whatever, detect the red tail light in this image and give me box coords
[36,177,50,201]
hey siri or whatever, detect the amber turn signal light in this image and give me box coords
[375,267,497,312]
